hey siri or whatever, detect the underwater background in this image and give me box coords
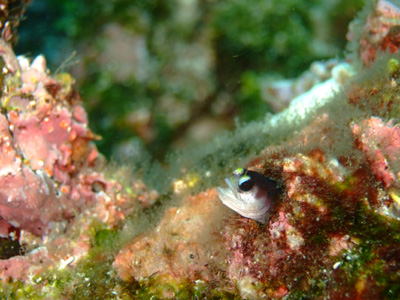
[15,0,363,161]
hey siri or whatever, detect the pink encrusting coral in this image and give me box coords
[0,55,101,236]
[347,0,400,66]
[352,117,400,187]
[0,51,149,285]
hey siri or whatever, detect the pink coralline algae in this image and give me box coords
[0,55,101,237]
[348,0,400,66]
[0,50,148,286]
[0,45,159,288]
[352,117,400,187]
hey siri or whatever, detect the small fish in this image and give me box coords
[217,168,277,224]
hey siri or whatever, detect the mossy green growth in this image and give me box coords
[123,275,240,300]
[387,58,400,76]
[86,220,125,259]
[70,259,118,300]
[94,229,120,252]
[333,204,400,297]
[338,240,400,299]
[0,220,126,300]
[0,267,74,300]
[349,205,400,246]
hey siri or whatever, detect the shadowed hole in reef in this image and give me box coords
[0,237,25,259]
[0,222,25,259]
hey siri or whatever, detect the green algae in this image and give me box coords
[71,259,118,300]
[94,229,120,252]
[387,58,400,76]
[0,269,73,300]
[337,242,400,299]
[123,276,239,300]
[349,206,400,246]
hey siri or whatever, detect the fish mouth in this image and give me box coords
[224,177,239,198]
[217,176,246,212]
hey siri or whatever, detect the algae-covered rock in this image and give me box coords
[111,1,400,298]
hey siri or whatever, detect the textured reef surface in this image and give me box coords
[1,0,400,299]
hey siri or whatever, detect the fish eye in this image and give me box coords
[238,175,254,192]
[233,167,245,176]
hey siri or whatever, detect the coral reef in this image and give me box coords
[0,43,151,295]
[347,0,400,66]
[1,0,400,299]
[0,53,101,237]
[111,1,400,299]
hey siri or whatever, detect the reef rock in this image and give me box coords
[0,54,101,237]
[111,1,400,299]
